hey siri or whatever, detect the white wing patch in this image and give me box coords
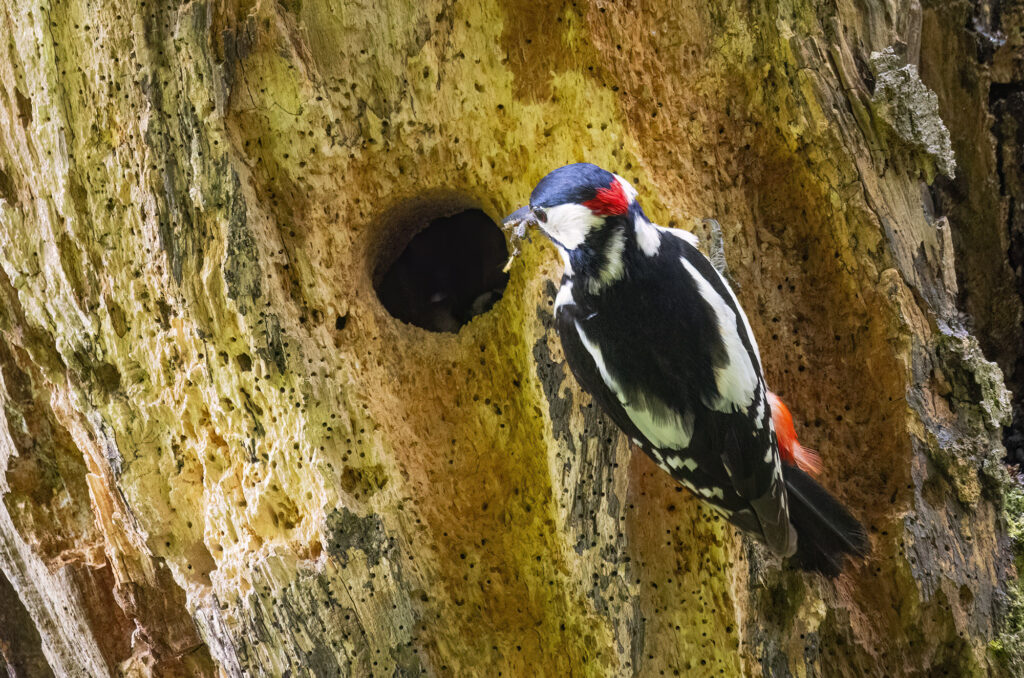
[541,203,603,250]
[678,256,758,412]
[714,263,763,370]
[753,392,766,428]
[575,321,694,450]
[698,486,725,499]
[666,455,697,471]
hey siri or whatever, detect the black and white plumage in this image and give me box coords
[508,163,869,576]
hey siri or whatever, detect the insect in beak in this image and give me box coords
[501,206,537,272]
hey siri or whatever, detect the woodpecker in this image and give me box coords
[506,163,869,576]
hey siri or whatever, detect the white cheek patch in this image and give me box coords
[575,321,695,450]
[541,203,603,250]
[679,257,758,412]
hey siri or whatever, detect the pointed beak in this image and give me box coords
[500,206,536,273]
[502,205,537,230]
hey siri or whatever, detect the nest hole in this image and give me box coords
[375,208,509,333]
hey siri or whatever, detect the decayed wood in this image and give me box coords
[0,0,1021,676]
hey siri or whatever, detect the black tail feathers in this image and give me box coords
[783,465,870,577]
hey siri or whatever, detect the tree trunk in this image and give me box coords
[0,0,1021,676]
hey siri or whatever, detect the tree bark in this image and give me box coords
[0,0,1021,676]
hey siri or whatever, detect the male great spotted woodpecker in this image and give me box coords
[505,163,869,576]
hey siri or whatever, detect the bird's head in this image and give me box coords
[504,163,639,254]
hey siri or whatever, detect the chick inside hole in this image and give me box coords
[375,208,509,332]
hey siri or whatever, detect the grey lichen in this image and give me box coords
[324,507,395,567]
[221,168,263,312]
[870,46,957,181]
[936,331,1013,434]
[924,331,1013,502]
[991,481,1024,674]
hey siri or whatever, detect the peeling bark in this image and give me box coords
[0,562,54,678]
[0,0,1021,676]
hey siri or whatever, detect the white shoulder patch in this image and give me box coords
[574,321,695,450]
[655,223,699,247]
[635,217,661,257]
[678,256,759,412]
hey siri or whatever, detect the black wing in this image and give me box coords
[554,278,646,445]
[560,233,793,554]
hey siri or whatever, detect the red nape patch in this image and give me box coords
[582,180,629,216]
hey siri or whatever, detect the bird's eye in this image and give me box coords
[533,206,547,223]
